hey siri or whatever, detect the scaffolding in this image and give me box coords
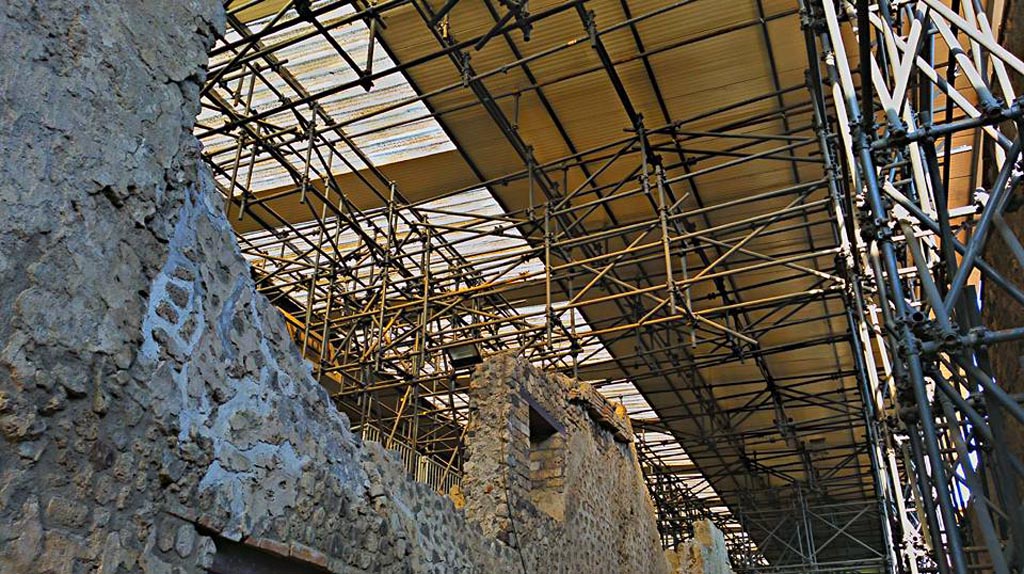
[807,0,1024,572]
[197,1,1024,572]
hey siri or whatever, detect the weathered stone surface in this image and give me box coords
[463,354,670,572]
[0,2,669,573]
[986,3,1024,498]
[667,520,734,574]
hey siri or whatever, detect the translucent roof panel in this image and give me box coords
[239,187,542,310]
[511,303,615,370]
[200,1,455,193]
[597,380,657,422]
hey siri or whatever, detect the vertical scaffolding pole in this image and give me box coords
[806,0,1024,571]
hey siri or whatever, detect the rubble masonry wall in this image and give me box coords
[463,355,670,572]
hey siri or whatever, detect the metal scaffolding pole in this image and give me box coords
[190,0,1023,570]
[804,0,1024,571]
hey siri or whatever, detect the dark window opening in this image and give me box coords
[206,535,330,574]
[529,403,557,443]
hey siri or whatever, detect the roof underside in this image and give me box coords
[194,0,985,567]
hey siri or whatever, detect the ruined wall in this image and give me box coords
[0,2,667,573]
[665,521,733,574]
[463,355,670,573]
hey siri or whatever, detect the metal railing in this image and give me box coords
[357,424,462,496]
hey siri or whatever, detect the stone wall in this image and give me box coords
[987,0,1024,494]
[665,521,733,574]
[463,355,670,572]
[0,2,669,573]
[528,430,566,520]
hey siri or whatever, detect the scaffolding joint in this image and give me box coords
[798,4,825,33]
[581,8,597,48]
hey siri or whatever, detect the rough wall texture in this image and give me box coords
[665,521,733,574]
[0,2,668,573]
[987,0,1024,492]
[463,355,670,573]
